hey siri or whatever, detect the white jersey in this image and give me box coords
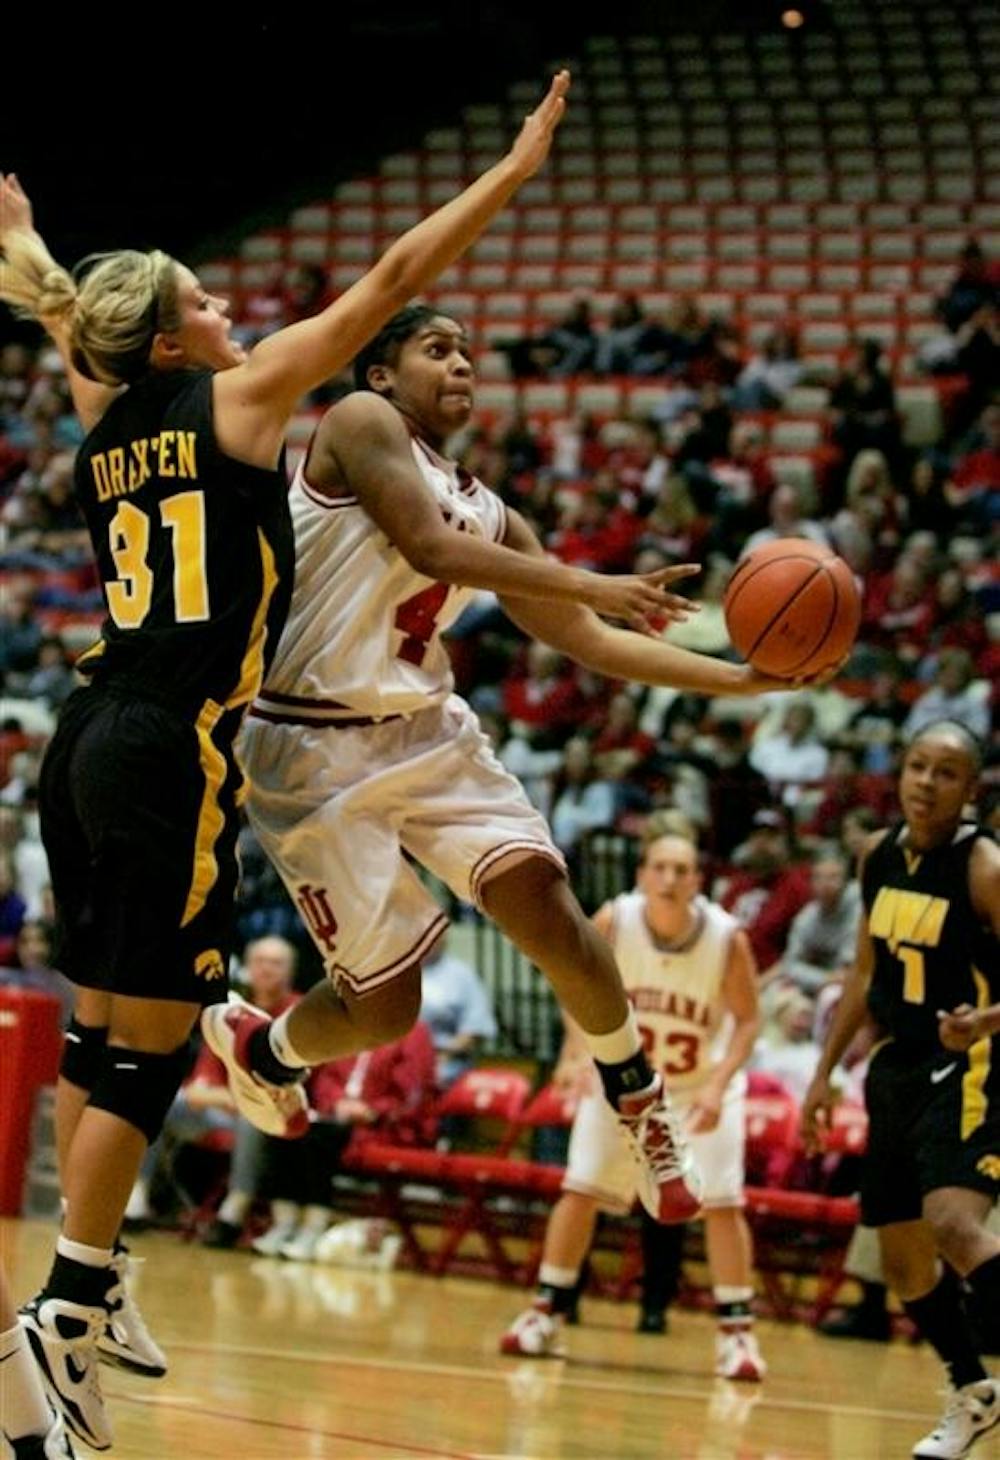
[607,892,737,1091]
[255,436,507,721]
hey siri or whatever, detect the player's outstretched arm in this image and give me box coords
[226,71,571,426]
[0,173,121,431]
[318,398,696,625]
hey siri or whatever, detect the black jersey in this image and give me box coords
[73,369,294,726]
[863,822,999,1054]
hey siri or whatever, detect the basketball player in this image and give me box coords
[500,829,765,1381]
[1,1272,75,1458]
[0,75,574,1451]
[202,305,828,1238]
[802,722,1000,1460]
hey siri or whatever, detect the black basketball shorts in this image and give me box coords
[860,1037,1000,1228]
[39,685,243,1006]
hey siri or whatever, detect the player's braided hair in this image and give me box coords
[352,303,441,391]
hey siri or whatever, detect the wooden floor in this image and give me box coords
[4,1218,999,1460]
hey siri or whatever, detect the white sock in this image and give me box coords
[270,1199,301,1229]
[217,1191,251,1226]
[301,1204,332,1233]
[56,1235,113,1268]
[0,1321,53,1440]
[582,1009,643,1067]
[268,1011,310,1072]
[539,1263,579,1290]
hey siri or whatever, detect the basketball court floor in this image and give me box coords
[4,1218,999,1459]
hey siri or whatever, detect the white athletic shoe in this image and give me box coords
[616,1075,703,1224]
[500,1301,567,1358]
[96,1249,167,1377]
[19,1295,111,1452]
[912,1379,1000,1459]
[7,1404,77,1459]
[200,994,309,1139]
[252,1220,301,1257]
[280,1227,328,1262]
[714,1329,767,1383]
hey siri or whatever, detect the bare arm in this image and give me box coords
[0,174,120,432]
[214,73,571,464]
[318,393,696,624]
[499,514,795,697]
[801,833,884,1152]
[937,836,1000,1049]
[688,930,760,1133]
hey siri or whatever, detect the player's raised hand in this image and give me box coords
[507,70,571,180]
[582,562,701,634]
[0,173,35,243]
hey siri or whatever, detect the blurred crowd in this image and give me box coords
[1,232,997,1248]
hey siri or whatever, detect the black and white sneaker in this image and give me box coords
[7,1403,77,1458]
[912,1378,1000,1459]
[97,1248,167,1377]
[19,1295,111,1452]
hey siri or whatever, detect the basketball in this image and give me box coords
[723,538,861,679]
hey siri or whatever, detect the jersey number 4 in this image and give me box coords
[106,493,209,629]
[394,582,449,666]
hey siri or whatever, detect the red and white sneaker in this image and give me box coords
[616,1075,703,1224]
[201,995,309,1139]
[500,1300,566,1358]
[715,1329,767,1382]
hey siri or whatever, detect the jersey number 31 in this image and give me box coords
[106,493,209,629]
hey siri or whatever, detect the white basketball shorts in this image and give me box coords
[240,695,565,996]
[563,1075,747,1213]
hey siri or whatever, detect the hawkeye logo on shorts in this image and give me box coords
[976,1155,1000,1182]
[297,885,338,954]
[194,948,226,981]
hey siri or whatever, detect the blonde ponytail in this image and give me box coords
[0,236,179,386]
[0,230,77,323]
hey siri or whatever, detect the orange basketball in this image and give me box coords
[723,538,861,679]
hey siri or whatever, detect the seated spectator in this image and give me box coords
[632,295,708,379]
[637,473,708,563]
[127,936,300,1239]
[860,555,936,664]
[549,737,617,866]
[502,643,590,746]
[251,1021,437,1261]
[594,294,647,376]
[904,456,954,540]
[767,845,861,998]
[0,917,72,1027]
[828,339,901,473]
[0,849,26,965]
[716,808,811,972]
[687,317,743,390]
[19,635,76,712]
[730,325,802,410]
[751,985,821,1105]
[0,578,42,675]
[936,239,999,335]
[419,931,498,1088]
[926,566,990,670]
[742,482,830,557]
[844,449,903,563]
[749,702,831,806]
[903,648,991,743]
[801,743,895,838]
[500,300,596,380]
[591,691,655,781]
[703,718,773,861]
[953,302,1000,430]
[945,403,1000,529]
[841,667,909,775]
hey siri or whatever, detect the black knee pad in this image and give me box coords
[89,1044,191,1144]
[60,1020,109,1093]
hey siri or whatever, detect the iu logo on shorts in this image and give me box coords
[297,884,338,953]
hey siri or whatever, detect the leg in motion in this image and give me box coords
[704,1207,766,1382]
[501,1193,598,1357]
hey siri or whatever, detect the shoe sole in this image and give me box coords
[201,1002,308,1138]
[23,1320,112,1451]
[499,1338,567,1358]
[96,1339,167,1378]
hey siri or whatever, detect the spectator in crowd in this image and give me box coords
[549,737,617,866]
[251,1021,437,1261]
[751,985,822,1105]
[926,567,990,671]
[903,648,990,744]
[19,635,76,712]
[419,931,497,1088]
[704,719,773,861]
[769,845,861,1000]
[828,339,901,473]
[0,916,73,1027]
[937,240,999,335]
[904,456,954,540]
[749,702,831,804]
[802,742,895,837]
[945,403,1000,530]
[500,300,596,379]
[844,449,903,563]
[591,691,656,783]
[841,666,909,774]
[502,642,590,747]
[0,576,42,674]
[594,295,647,376]
[743,482,830,556]
[637,473,708,563]
[860,555,936,664]
[0,848,26,964]
[731,325,802,410]
[716,808,811,972]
